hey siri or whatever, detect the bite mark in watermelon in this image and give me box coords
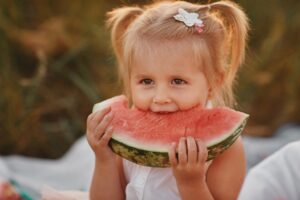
[93,95,249,167]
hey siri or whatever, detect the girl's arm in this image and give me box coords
[169,136,245,200]
[86,106,126,200]
[206,137,246,200]
[90,156,126,200]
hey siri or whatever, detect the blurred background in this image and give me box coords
[0,0,299,159]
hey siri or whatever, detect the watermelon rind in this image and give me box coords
[109,118,248,168]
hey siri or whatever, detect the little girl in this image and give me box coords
[86,1,249,199]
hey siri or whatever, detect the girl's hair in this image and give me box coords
[106,0,249,107]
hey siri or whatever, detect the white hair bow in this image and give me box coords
[173,8,204,33]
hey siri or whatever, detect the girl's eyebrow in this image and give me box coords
[133,73,192,80]
[133,73,150,79]
[169,74,192,81]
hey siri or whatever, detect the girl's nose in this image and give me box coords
[153,90,171,104]
[153,97,171,104]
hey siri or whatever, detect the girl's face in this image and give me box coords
[130,42,210,113]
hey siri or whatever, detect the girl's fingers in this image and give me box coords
[187,136,197,163]
[94,111,114,139]
[178,137,187,164]
[88,106,111,131]
[196,139,208,163]
[168,142,178,166]
[99,126,114,146]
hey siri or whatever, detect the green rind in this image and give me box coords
[109,118,248,168]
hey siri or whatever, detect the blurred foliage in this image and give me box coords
[0,0,299,158]
[236,0,300,136]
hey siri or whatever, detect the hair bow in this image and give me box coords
[173,8,204,33]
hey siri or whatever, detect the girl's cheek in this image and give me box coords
[131,94,150,110]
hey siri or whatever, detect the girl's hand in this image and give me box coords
[168,136,210,186]
[86,106,115,164]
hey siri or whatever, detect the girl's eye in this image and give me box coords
[140,79,154,85]
[171,78,187,85]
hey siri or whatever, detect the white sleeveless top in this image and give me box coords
[123,159,181,200]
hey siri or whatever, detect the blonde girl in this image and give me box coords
[86,1,249,199]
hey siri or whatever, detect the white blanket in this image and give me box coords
[0,137,94,199]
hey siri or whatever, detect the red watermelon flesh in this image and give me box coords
[93,95,248,157]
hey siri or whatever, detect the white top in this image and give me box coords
[123,159,181,200]
[238,140,300,200]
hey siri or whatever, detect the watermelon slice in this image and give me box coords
[93,95,248,167]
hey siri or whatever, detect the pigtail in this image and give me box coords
[210,1,249,85]
[106,6,143,96]
[106,6,143,63]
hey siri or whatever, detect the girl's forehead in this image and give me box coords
[131,44,206,77]
[135,38,193,54]
[132,38,203,69]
